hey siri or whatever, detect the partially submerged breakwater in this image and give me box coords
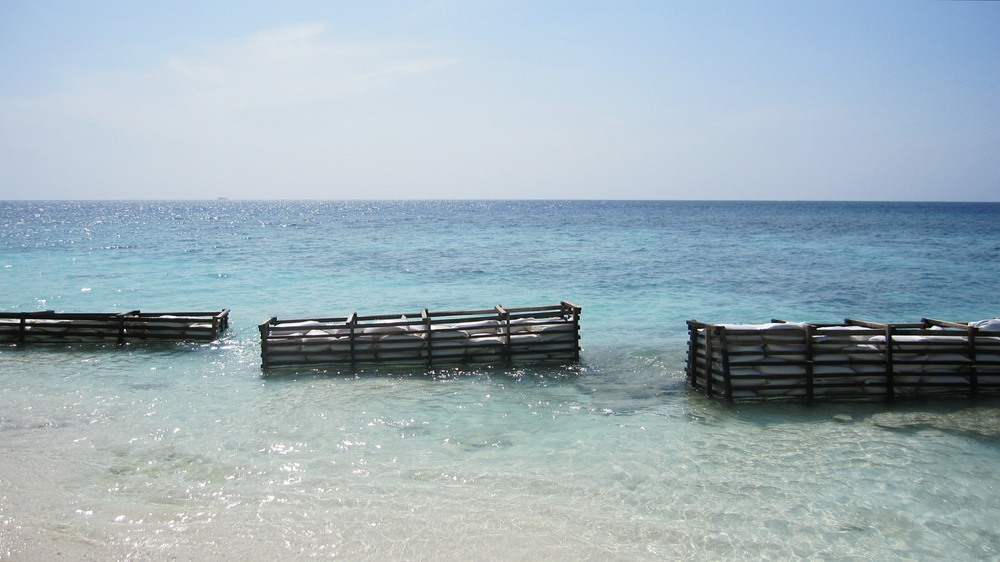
[0,310,230,344]
[687,317,1000,401]
[258,302,581,369]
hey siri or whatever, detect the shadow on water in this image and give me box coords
[0,339,229,357]
[258,360,588,384]
[694,392,1000,441]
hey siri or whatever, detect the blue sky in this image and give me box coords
[1,1,998,200]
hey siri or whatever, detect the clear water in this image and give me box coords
[1,201,999,560]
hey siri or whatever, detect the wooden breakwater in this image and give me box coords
[687,317,1000,401]
[259,302,581,368]
[0,310,230,345]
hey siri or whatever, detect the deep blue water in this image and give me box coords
[1,200,999,560]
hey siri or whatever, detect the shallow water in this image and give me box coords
[2,201,999,560]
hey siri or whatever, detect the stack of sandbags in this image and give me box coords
[265,316,576,364]
[971,318,1000,385]
[720,323,809,396]
[23,318,119,343]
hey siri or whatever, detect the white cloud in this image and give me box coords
[0,23,468,198]
[11,23,458,138]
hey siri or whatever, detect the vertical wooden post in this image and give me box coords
[969,325,979,397]
[348,312,357,369]
[259,317,276,369]
[884,325,895,402]
[422,308,432,369]
[687,322,699,386]
[704,326,715,397]
[563,302,581,362]
[18,313,26,345]
[720,327,733,402]
[495,305,510,364]
[117,313,127,345]
[805,324,814,401]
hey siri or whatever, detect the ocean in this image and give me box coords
[1,200,999,560]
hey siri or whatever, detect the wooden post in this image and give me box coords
[18,313,26,345]
[561,301,582,362]
[218,309,230,336]
[495,305,510,364]
[687,322,698,385]
[969,325,979,397]
[805,324,814,401]
[348,312,357,369]
[720,327,733,402]
[422,308,432,369]
[116,310,139,344]
[258,317,276,369]
[704,326,715,397]
[885,325,895,402]
[117,313,127,345]
[574,308,580,361]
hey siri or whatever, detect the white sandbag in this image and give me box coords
[362,324,409,335]
[719,322,807,330]
[971,318,1000,331]
[812,354,851,363]
[852,364,887,373]
[728,354,765,365]
[765,344,806,353]
[727,345,764,354]
[328,335,374,352]
[813,365,855,375]
[301,342,333,353]
[378,351,423,360]
[447,320,501,335]
[304,353,350,363]
[377,333,426,350]
[466,336,503,354]
[919,375,968,384]
[430,330,469,347]
[730,377,766,389]
[531,343,575,352]
[537,332,575,343]
[758,365,807,376]
[893,359,926,373]
[528,321,572,334]
[507,318,537,334]
[275,320,325,329]
[510,333,541,345]
[724,335,766,347]
[513,353,549,361]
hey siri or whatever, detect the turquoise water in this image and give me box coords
[1,201,999,559]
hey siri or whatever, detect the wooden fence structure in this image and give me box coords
[0,310,230,345]
[686,317,1000,401]
[259,302,581,369]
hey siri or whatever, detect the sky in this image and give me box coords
[0,1,998,201]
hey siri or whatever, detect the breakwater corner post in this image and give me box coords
[495,304,511,364]
[560,300,582,361]
[686,320,699,387]
[259,317,277,369]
